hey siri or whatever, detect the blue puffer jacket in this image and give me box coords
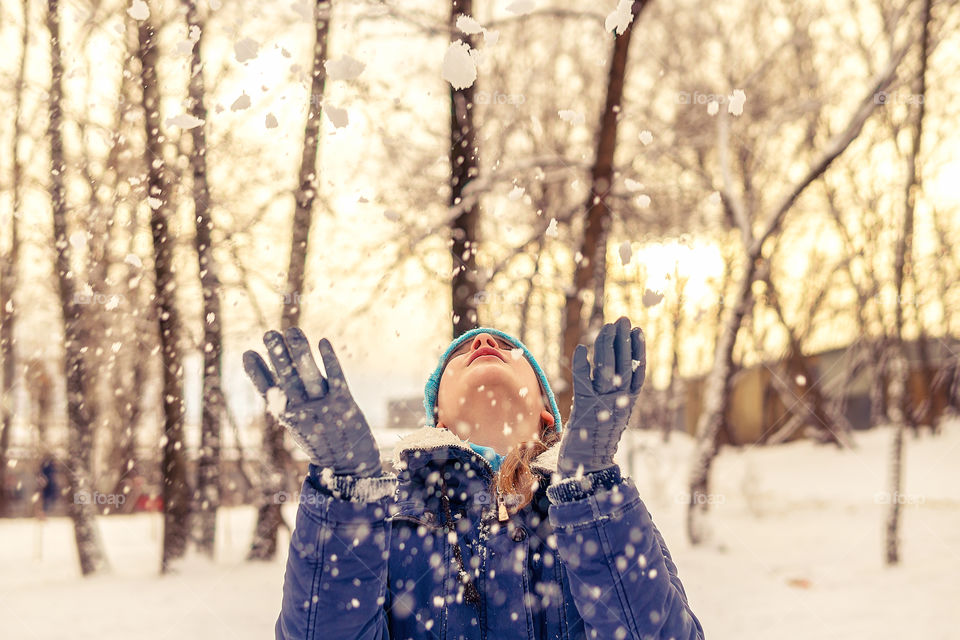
[275,426,705,640]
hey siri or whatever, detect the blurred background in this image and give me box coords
[0,0,958,637]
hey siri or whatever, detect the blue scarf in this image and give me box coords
[467,442,505,472]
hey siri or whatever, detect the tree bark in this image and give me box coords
[47,0,109,575]
[183,0,223,558]
[0,0,29,518]
[249,0,331,561]
[558,0,650,421]
[449,0,481,338]
[687,46,908,545]
[137,15,191,573]
[886,0,931,566]
[663,265,687,442]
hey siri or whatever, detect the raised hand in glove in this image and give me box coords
[558,316,646,477]
[243,327,382,478]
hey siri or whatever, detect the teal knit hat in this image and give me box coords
[423,327,563,433]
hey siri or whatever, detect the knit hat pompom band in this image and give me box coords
[423,327,563,434]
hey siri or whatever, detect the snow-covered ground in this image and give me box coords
[1,423,957,639]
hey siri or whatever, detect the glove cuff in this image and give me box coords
[308,464,398,503]
[547,465,622,504]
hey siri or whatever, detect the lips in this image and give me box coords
[468,346,506,365]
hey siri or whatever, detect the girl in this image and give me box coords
[243,316,704,639]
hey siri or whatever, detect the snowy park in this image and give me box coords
[1,0,959,638]
[3,425,958,638]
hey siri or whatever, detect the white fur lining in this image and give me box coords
[529,443,560,474]
[392,426,559,474]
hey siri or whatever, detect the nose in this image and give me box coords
[471,333,499,352]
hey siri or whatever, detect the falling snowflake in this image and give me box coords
[624,178,644,191]
[290,0,311,20]
[635,194,651,208]
[707,100,719,116]
[506,0,535,15]
[456,14,484,35]
[69,231,87,249]
[266,387,286,418]
[165,113,204,130]
[605,0,635,35]
[728,89,746,116]
[545,218,559,237]
[638,130,653,145]
[642,289,664,308]
[230,93,251,111]
[619,241,632,266]
[707,191,722,206]
[442,41,477,90]
[325,105,349,128]
[508,186,525,201]
[127,0,149,21]
[325,55,366,81]
[558,110,585,125]
[234,37,260,63]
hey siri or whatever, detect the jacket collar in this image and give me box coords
[392,426,559,476]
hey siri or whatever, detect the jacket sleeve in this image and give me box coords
[275,466,397,640]
[546,466,705,640]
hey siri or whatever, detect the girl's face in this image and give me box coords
[436,332,555,450]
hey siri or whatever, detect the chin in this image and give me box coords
[463,364,519,391]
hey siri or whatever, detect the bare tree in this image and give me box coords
[181,0,223,558]
[249,0,332,561]
[687,42,910,545]
[886,0,932,566]
[662,262,688,442]
[449,0,481,337]
[0,0,29,519]
[47,0,109,575]
[136,12,190,573]
[558,0,651,420]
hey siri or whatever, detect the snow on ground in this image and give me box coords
[1,423,957,639]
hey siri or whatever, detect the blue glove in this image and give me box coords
[558,316,646,477]
[243,327,382,478]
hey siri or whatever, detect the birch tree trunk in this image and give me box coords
[687,47,909,544]
[886,0,931,566]
[47,0,109,575]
